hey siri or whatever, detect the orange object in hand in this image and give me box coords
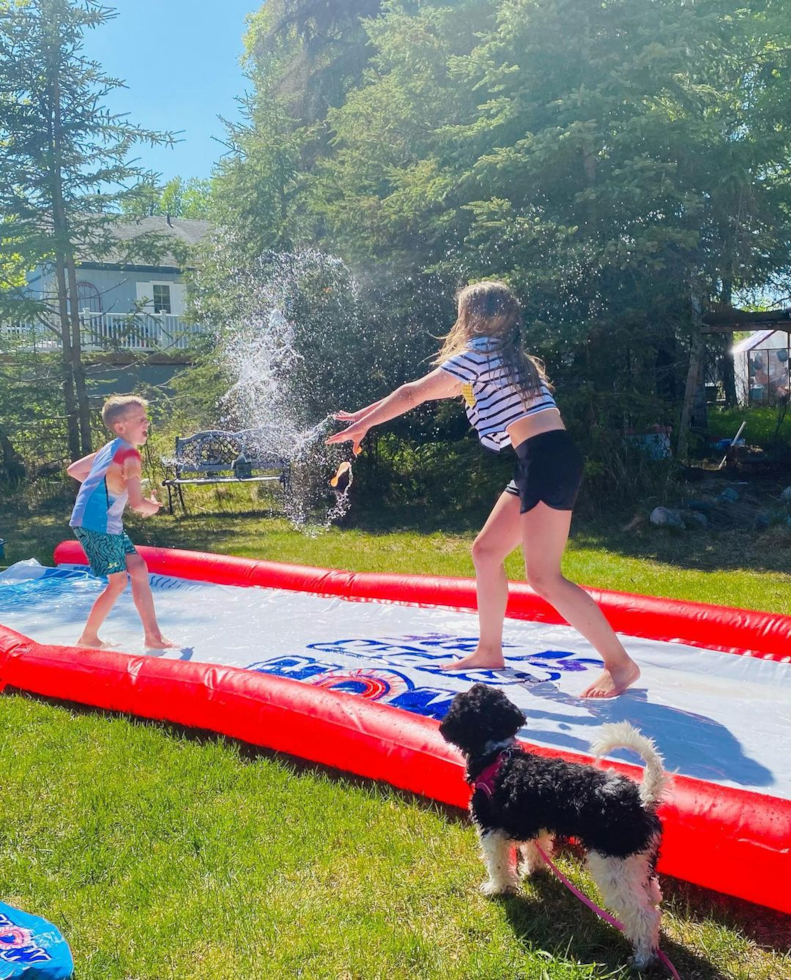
[330,461,352,487]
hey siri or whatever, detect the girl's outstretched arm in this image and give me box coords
[327,369,460,453]
[334,399,385,424]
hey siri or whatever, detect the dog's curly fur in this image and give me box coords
[439,683,668,969]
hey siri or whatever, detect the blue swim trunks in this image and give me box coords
[73,526,138,576]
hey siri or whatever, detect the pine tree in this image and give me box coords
[0,0,175,457]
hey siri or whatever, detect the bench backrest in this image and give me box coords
[171,429,288,476]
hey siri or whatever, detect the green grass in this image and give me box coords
[1,696,789,980]
[4,496,790,614]
[706,406,791,450]
[1,500,791,978]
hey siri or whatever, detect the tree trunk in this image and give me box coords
[678,327,705,459]
[654,322,678,403]
[66,254,93,453]
[0,425,26,484]
[718,281,738,408]
[49,64,90,457]
[54,254,81,460]
[720,334,738,408]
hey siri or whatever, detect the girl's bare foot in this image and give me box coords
[76,634,109,649]
[580,660,640,698]
[144,636,180,650]
[441,650,506,671]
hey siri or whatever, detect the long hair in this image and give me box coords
[433,281,551,400]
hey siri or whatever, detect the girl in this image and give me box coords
[327,281,639,698]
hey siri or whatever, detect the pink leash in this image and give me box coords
[534,844,681,980]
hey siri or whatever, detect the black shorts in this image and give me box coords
[504,430,584,514]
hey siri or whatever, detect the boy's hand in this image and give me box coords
[143,491,162,516]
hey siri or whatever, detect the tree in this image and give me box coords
[211,69,307,255]
[121,176,213,219]
[246,0,383,126]
[210,0,392,256]
[316,0,791,443]
[0,0,175,458]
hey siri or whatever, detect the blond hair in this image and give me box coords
[102,395,148,431]
[434,281,550,398]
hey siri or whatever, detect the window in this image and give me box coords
[749,345,791,405]
[152,284,171,314]
[75,280,102,313]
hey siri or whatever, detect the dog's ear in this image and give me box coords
[439,683,525,754]
[438,684,489,750]
[488,689,526,739]
[468,682,526,737]
[438,690,470,749]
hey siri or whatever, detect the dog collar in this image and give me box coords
[471,738,516,799]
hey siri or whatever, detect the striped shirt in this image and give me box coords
[439,337,557,451]
[69,438,141,535]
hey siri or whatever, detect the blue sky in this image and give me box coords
[82,0,260,183]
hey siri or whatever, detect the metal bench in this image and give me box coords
[161,429,290,515]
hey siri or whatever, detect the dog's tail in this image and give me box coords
[590,722,668,807]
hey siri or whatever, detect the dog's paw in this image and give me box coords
[627,951,658,971]
[481,880,519,897]
[518,840,554,876]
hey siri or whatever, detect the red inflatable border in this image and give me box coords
[0,542,787,917]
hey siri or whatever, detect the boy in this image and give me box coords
[67,395,176,650]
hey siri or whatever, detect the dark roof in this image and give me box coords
[702,308,791,327]
[79,216,213,270]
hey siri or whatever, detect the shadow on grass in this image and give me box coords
[10,492,791,587]
[5,688,790,963]
[2,687,469,829]
[500,873,719,979]
[574,521,791,579]
[341,502,490,537]
[660,876,791,956]
[153,498,791,580]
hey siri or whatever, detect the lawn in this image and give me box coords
[2,696,789,980]
[1,500,790,979]
[4,496,791,613]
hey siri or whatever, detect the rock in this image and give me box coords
[685,511,709,529]
[650,506,686,529]
[755,513,770,530]
[781,486,791,503]
[718,487,739,502]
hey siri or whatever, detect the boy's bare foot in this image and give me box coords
[441,650,506,671]
[144,636,180,650]
[580,660,640,699]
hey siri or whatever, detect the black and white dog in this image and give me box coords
[439,683,668,968]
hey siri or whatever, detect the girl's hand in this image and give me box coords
[334,408,370,424]
[326,421,368,455]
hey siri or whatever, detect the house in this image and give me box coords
[9,216,212,355]
[732,328,791,406]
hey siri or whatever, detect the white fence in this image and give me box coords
[0,311,211,353]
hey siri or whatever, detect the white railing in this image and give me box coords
[0,311,211,353]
